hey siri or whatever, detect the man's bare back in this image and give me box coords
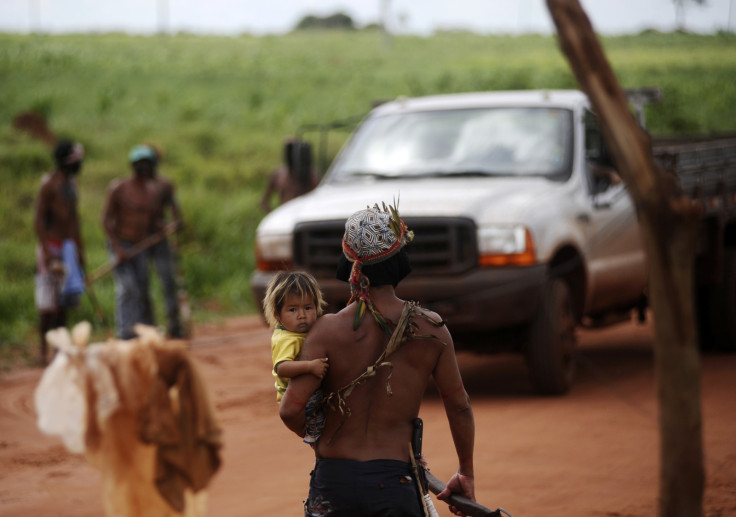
[308,292,451,461]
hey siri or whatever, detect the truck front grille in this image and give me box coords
[293,217,477,277]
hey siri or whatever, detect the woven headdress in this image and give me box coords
[342,201,414,331]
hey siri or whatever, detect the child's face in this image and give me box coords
[278,293,317,333]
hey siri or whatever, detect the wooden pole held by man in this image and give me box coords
[86,222,179,285]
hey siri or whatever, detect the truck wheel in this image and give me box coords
[707,249,736,351]
[526,278,577,395]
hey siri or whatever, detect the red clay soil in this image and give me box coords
[1,315,734,517]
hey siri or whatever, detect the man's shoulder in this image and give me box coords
[410,302,442,322]
[37,173,54,196]
[39,171,53,184]
[310,309,354,337]
[108,177,127,189]
[40,169,66,189]
[272,167,292,184]
[314,310,351,328]
[406,302,450,343]
[155,175,175,189]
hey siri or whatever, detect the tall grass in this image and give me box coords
[1,30,735,366]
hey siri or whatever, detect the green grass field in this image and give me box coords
[1,29,735,366]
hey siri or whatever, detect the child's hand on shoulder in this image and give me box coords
[310,357,329,379]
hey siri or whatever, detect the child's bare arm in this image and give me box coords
[276,358,329,379]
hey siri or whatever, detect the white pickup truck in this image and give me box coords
[251,90,736,394]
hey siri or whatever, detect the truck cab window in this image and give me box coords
[328,107,574,181]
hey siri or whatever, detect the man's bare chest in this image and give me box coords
[117,183,157,212]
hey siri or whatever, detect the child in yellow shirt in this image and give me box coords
[263,271,328,444]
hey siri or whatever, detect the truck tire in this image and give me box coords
[526,278,577,395]
[707,249,736,351]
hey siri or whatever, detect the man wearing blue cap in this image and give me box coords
[102,144,164,339]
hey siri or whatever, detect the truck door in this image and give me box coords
[582,110,647,313]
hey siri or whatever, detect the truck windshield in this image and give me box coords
[328,107,574,182]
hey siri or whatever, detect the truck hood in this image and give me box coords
[257,177,562,234]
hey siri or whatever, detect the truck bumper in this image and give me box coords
[251,265,547,333]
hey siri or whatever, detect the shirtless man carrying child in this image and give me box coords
[280,202,476,516]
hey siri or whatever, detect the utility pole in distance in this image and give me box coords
[158,0,169,35]
[29,0,40,33]
[381,0,392,51]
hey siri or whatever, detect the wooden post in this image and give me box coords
[545,1,704,516]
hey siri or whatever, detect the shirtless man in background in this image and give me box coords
[280,203,476,517]
[102,145,160,339]
[34,139,86,364]
[260,139,320,213]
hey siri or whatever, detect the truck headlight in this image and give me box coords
[256,234,294,271]
[477,225,536,267]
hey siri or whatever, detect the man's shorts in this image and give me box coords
[305,458,423,517]
[35,240,84,312]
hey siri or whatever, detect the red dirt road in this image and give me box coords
[1,315,734,517]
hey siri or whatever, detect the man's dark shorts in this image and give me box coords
[305,458,423,517]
